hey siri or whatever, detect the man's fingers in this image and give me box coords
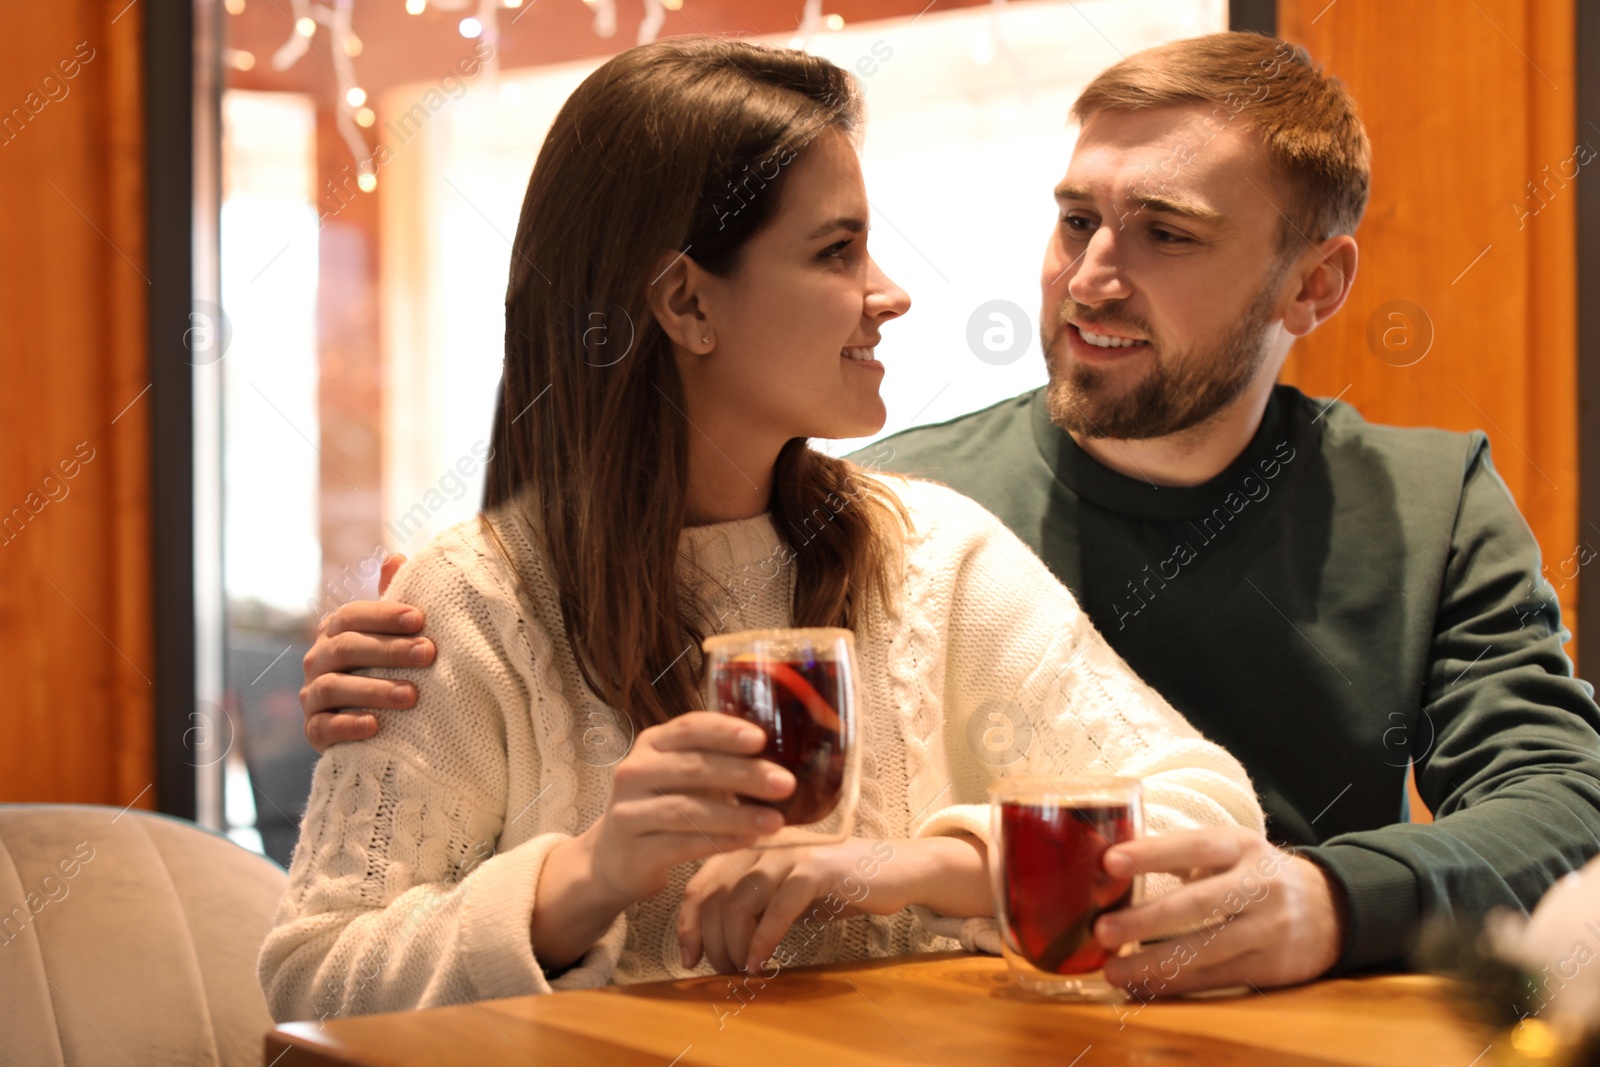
[304,631,435,681]
[305,711,379,753]
[1104,828,1247,879]
[1105,934,1263,999]
[1094,867,1258,946]
[378,553,408,596]
[322,599,425,640]
[301,677,418,753]
[1149,952,1266,997]
[301,675,418,718]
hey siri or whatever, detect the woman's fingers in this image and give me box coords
[700,885,734,975]
[643,834,764,888]
[649,711,770,755]
[720,876,772,976]
[680,850,762,970]
[615,793,782,840]
[678,890,706,969]
[616,750,794,807]
[594,712,795,916]
[617,713,795,814]
[745,876,818,974]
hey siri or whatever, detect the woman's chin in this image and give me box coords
[813,406,887,444]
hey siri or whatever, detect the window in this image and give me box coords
[215,0,1224,862]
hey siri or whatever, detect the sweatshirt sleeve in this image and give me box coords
[1300,437,1600,974]
[257,529,626,1022]
[895,482,1264,944]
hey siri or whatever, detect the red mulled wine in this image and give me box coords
[712,656,846,825]
[999,800,1135,975]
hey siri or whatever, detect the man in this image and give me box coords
[297,33,1600,995]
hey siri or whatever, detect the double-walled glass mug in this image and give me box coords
[989,775,1144,999]
[702,628,862,848]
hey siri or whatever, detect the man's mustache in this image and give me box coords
[1053,301,1157,344]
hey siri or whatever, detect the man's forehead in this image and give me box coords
[1079,100,1256,147]
[1059,106,1269,214]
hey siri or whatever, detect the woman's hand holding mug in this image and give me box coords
[532,712,795,969]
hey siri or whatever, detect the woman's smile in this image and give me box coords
[841,344,884,372]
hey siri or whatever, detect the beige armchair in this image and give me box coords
[0,804,286,1066]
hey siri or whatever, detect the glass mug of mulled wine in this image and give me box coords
[702,628,862,848]
[989,775,1144,999]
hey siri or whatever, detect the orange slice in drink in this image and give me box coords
[729,653,842,734]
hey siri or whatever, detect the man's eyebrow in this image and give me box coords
[1054,183,1224,224]
[807,216,868,239]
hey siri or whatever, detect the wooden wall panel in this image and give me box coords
[0,0,151,805]
[1278,0,1580,661]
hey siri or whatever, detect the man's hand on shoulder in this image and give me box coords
[299,553,436,754]
[1094,825,1346,998]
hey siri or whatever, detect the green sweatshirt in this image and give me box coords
[851,384,1600,972]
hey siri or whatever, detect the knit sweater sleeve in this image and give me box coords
[257,525,625,1023]
[896,481,1264,884]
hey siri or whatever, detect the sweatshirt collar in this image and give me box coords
[1030,384,1294,521]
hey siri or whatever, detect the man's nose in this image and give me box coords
[1066,226,1133,305]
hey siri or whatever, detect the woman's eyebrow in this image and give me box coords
[806,216,868,239]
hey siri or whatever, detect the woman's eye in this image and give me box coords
[821,239,852,259]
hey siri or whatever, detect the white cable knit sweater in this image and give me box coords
[259,475,1263,1022]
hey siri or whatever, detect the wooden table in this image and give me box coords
[266,952,1496,1066]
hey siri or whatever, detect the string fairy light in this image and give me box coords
[261,0,848,184]
[982,0,1029,100]
[582,0,618,39]
[270,0,374,189]
[638,0,665,44]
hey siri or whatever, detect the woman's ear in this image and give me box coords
[646,251,715,353]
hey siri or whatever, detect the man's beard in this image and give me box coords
[1044,276,1281,441]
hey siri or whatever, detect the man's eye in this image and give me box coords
[1062,213,1095,236]
[1151,229,1191,245]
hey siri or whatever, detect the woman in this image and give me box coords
[259,37,1262,1023]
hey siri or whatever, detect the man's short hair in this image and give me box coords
[1070,32,1372,256]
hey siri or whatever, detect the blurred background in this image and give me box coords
[217,0,1224,861]
[0,0,1592,867]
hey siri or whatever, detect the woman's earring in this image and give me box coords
[701,334,711,345]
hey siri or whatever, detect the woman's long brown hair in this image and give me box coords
[484,37,908,733]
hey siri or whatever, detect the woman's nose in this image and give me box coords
[866,256,911,321]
